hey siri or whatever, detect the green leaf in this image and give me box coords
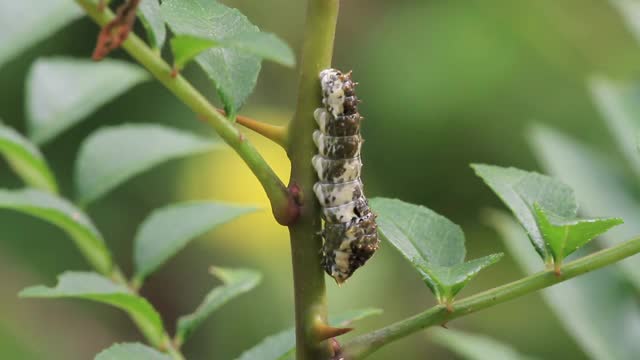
[134,201,257,283]
[234,308,382,360]
[472,164,576,261]
[486,210,640,360]
[220,32,295,68]
[26,57,149,144]
[429,328,536,360]
[369,198,502,303]
[20,272,165,347]
[170,35,218,71]
[176,267,262,344]
[533,204,622,264]
[75,124,221,206]
[95,343,171,360]
[0,0,82,69]
[429,254,504,301]
[0,122,57,193]
[529,125,640,289]
[0,189,111,274]
[170,32,295,72]
[138,0,166,49]
[161,0,262,115]
[588,77,640,177]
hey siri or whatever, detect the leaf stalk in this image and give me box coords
[341,235,640,359]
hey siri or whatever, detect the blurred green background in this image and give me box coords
[1,0,640,359]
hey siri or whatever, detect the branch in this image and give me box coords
[287,0,340,359]
[341,236,640,359]
[75,0,295,225]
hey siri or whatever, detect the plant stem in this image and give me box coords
[342,236,640,359]
[74,0,293,224]
[287,0,340,359]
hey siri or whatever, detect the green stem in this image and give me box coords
[342,236,640,359]
[75,0,292,224]
[287,0,340,359]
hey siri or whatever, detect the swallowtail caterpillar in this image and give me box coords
[313,69,380,284]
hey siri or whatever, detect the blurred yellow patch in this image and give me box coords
[178,109,291,254]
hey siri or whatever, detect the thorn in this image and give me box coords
[170,66,179,78]
[314,323,353,342]
[554,266,562,277]
[97,0,106,12]
[446,302,454,313]
[441,322,449,329]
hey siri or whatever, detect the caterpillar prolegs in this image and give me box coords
[313,69,380,284]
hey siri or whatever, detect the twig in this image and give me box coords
[341,236,640,359]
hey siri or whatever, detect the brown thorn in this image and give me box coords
[315,323,354,342]
[97,0,107,12]
[441,322,449,329]
[170,66,179,78]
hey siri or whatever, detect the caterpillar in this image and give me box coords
[313,69,380,284]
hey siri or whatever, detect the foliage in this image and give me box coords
[370,198,502,304]
[0,0,639,359]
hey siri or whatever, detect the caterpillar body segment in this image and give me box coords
[314,68,380,284]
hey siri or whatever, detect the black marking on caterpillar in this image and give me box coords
[313,69,379,284]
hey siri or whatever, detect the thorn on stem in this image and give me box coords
[170,66,179,78]
[97,0,106,12]
[314,321,353,342]
[554,265,562,277]
[441,322,449,329]
[446,302,454,313]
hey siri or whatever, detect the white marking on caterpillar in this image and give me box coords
[314,68,379,284]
